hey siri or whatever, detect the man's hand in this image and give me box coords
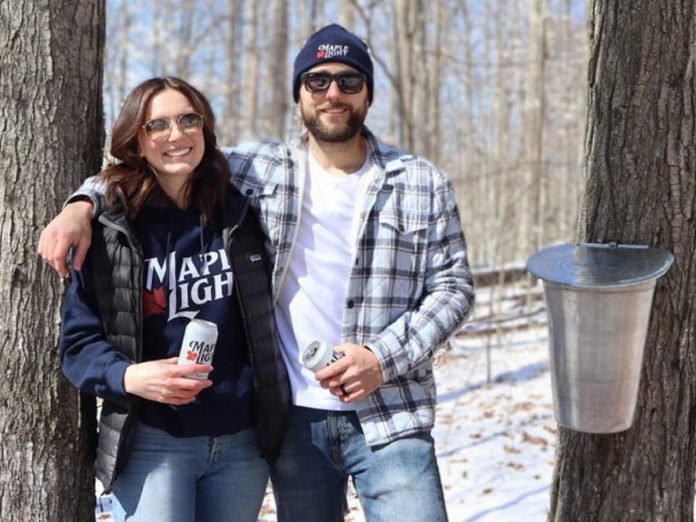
[315,343,384,403]
[123,357,213,405]
[37,200,94,277]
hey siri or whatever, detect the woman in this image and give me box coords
[59,77,288,522]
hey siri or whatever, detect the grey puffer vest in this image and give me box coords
[89,190,289,491]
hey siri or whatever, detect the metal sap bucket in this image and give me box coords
[527,243,673,433]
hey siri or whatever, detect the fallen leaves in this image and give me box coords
[522,431,549,447]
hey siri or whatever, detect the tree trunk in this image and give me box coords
[172,0,197,80]
[426,0,444,165]
[221,0,240,146]
[242,0,259,139]
[521,0,547,256]
[549,2,696,520]
[340,1,355,29]
[298,0,319,40]
[268,0,288,139]
[410,0,428,159]
[490,0,512,268]
[388,1,401,144]
[116,0,131,106]
[394,0,414,150]
[0,2,103,521]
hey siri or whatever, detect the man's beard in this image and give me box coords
[301,103,367,143]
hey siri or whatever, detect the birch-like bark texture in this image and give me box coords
[549,2,696,520]
[0,1,104,520]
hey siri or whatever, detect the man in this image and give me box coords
[39,24,474,522]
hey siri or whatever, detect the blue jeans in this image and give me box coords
[271,406,448,522]
[111,423,269,522]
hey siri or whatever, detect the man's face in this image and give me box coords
[299,63,369,143]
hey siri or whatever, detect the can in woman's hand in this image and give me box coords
[177,319,218,380]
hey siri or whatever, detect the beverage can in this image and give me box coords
[302,340,344,373]
[177,319,218,380]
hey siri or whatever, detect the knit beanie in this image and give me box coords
[292,24,374,104]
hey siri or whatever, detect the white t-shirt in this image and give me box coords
[275,149,372,410]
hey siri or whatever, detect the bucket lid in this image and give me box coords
[526,243,674,289]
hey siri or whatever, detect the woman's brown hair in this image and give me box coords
[98,77,229,222]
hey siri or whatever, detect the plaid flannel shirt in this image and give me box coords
[223,128,475,446]
[77,129,474,445]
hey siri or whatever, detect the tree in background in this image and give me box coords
[0,1,105,520]
[103,0,588,269]
[550,1,696,519]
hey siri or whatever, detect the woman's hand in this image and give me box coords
[123,357,213,405]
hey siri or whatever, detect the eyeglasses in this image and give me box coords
[300,72,366,95]
[142,112,204,142]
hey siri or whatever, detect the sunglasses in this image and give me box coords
[300,72,366,95]
[142,112,204,142]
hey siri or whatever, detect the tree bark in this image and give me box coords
[298,0,319,40]
[221,0,241,145]
[173,0,196,79]
[0,1,104,520]
[426,0,444,165]
[549,2,696,520]
[394,0,414,150]
[410,0,428,159]
[241,0,259,139]
[521,0,547,255]
[388,1,401,143]
[340,1,355,29]
[268,0,288,139]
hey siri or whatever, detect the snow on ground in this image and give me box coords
[428,282,554,522]
[433,320,554,520]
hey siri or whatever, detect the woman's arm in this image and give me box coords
[59,256,213,405]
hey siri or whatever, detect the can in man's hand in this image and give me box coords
[302,340,345,373]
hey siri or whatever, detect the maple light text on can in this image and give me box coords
[177,319,218,380]
[302,340,344,373]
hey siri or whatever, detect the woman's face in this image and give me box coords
[138,88,205,182]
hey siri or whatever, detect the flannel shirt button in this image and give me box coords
[346,300,355,309]
[245,189,253,196]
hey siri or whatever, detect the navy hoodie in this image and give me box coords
[60,202,253,437]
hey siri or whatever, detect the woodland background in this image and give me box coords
[103,0,588,268]
[19,2,696,521]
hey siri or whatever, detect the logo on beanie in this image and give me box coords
[316,43,349,60]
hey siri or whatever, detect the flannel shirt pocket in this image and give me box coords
[377,207,428,259]
[237,180,278,199]
[378,211,426,234]
[373,206,429,305]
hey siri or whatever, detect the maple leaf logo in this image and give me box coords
[186,350,197,361]
[143,286,166,317]
[316,50,326,58]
